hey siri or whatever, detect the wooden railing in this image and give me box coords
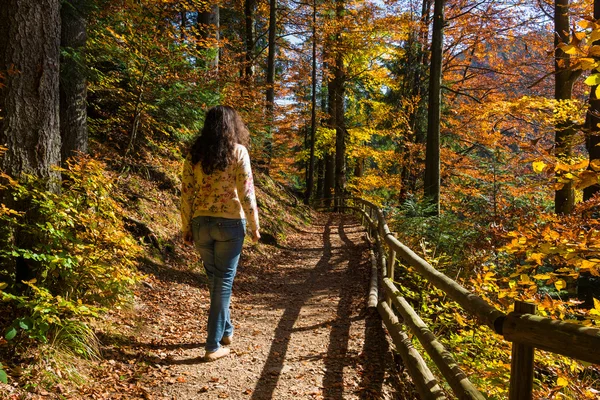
[327,197,600,400]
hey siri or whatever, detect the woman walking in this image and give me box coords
[181,106,260,361]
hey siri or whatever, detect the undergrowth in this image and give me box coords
[0,156,141,388]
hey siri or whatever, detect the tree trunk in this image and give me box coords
[324,153,335,206]
[60,0,88,165]
[265,0,277,170]
[316,157,325,199]
[554,0,577,213]
[197,4,219,71]
[585,0,600,200]
[244,0,255,78]
[0,0,61,182]
[0,0,62,288]
[423,0,444,216]
[333,0,346,207]
[304,0,318,205]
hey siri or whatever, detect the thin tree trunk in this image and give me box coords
[333,0,346,207]
[554,0,578,213]
[305,0,318,204]
[60,0,88,165]
[316,157,324,199]
[585,0,600,200]
[265,0,277,170]
[423,0,444,216]
[245,0,255,78]
[324,153,335,206]
[125,61,149,156]
[0,0,61,182]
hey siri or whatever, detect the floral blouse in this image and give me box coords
[180,144,260,236]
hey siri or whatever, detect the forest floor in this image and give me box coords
[76,213,418,399]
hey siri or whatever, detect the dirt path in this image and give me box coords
[88,214,416,399]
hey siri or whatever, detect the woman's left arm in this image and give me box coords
[236,147,260,240]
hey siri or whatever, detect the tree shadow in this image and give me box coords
[250,214,337,400]
[138,256,207,289]
[320,219,362,399]
[250,214,378,400]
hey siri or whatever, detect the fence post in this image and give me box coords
[508,301,536,400]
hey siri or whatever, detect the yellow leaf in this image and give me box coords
[0,282,6,290]
[520,274,531,284]
[585,73,600,86]
[591,29,600,44]
[557,376,568,387]
[591,159,600,171]
[579,20,594,30]
[555,279,567,291]
[563,45,580,55]
[590,45,600,58]
[508,280,516,289]
[575,170,599,190]
[528,253,544,265]
[532,161,546,173]
[533,274,551,280]
[580,259,598,271]
[596,85,600,101]
[594,298,600,311]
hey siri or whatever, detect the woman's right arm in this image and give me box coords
[180,157,195,242]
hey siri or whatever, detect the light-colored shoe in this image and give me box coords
[221,335,233,345]
[204,347,230,362]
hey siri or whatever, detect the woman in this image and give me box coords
[181,106,260,362]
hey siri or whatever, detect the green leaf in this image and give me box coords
[5,326,17,341]
[0,368,7,384]
[18,318,32,331]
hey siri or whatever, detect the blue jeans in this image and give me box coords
[192,216,246,352]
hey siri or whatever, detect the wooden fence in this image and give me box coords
[329,197,600,400]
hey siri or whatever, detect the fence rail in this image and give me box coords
[327,197,600,400]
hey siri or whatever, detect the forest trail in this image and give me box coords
[95,213,415,400]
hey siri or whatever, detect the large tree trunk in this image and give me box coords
[423,0,444,216]
[0,0,62,288]
[60,0,88,165]
[585,0,600,200]
[0,0,61,182]
[304,0,318,205]
[197,4,219,71]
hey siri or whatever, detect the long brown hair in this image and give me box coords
[190,106,250,174]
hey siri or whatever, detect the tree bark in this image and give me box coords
[0,0,61,182]
[554,0,577,213]
[423,0,444,216]
[304,0,318,204]
[585,0,600,200]
[60,0,88,165]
